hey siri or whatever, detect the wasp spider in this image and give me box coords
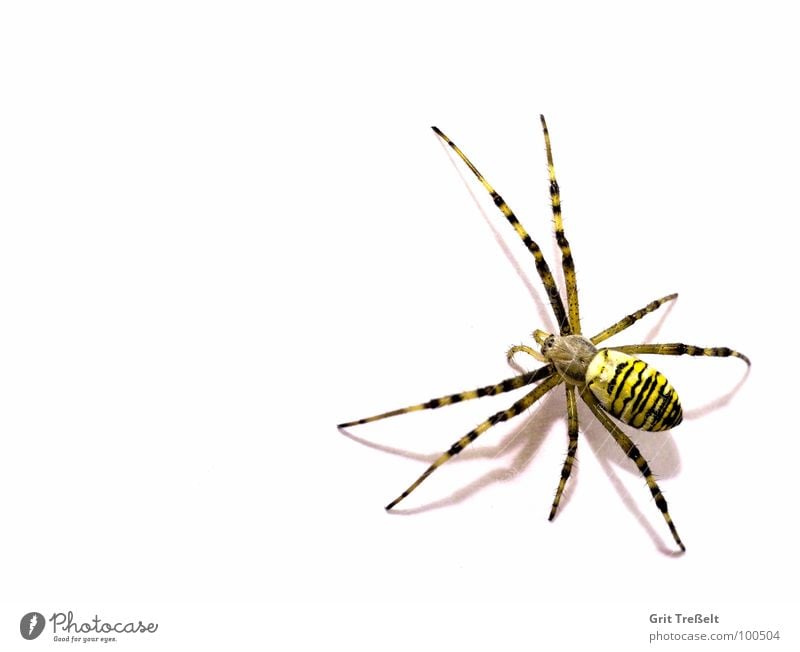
[338,116,750,552]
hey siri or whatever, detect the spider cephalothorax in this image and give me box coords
[339,116,750,552]
[536,331,597,384]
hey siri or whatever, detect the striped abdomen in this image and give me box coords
[586,349,682,431]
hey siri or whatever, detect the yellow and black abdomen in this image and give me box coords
[586,349,682,431]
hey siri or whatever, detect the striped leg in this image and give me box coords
[612,343,751,366]
[540,115,581,335]
[581,390,685,551]
[549,385,579,521]
[432,126,570,334]
[590,293,678,345]
[386,374,563,510]
[338,365,555,428]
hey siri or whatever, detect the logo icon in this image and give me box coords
[20,612,45,640]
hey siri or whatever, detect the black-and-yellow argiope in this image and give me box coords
[338,116,750,552]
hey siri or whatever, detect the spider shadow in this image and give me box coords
[576,300,751,557]
[683,363,751,420]
[339,385,569,516]
[434,134,555,334]
[583,296,688,556]
[608,293,752,420]
[598,289,677,346]
[641,295,677,343]
[339,382,685,555]
[432,133,690,552]
[578,401,684,557]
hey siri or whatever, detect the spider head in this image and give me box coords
[538,333,598,385]
[538,332,557,356]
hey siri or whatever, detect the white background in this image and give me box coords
[1,1,797,650]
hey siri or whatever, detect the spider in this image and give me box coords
[338,116,750,552]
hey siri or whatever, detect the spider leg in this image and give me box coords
[506,344,546,365]
[549,385,579,521]
[432,126,570,334]
[386,373,563,510]
[540,115,581,334]
[590,293,678,345]
[338,365,555,428]
[612,343,750,366]
[581,390,685,552]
